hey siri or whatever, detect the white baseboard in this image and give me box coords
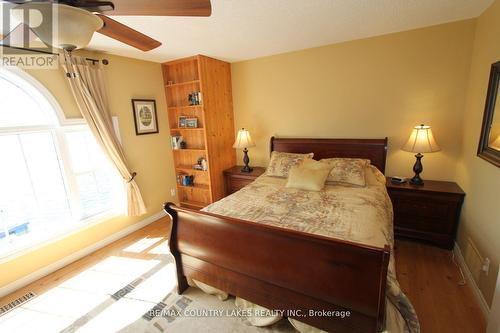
[453,242,490,319]
[0,210,167,299]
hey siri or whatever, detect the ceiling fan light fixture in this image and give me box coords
[11,3,103,50]
[56,4,103,50]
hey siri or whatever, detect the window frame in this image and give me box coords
[0,67,124,260]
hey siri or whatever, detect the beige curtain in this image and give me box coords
[61,51,146,216]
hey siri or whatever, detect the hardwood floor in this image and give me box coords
[0,218,487,333]
[0,217,172,310]
[395,240,486,333]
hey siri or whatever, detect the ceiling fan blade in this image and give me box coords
[105,0,211,16]
[3,0,212,16]
[96,14,161,51]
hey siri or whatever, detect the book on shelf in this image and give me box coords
[188,91,202,106]
[171,136,185,149]
[177,173,194,186]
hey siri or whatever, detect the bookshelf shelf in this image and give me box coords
[168,105,203,109]
[170,128,205,131]
[176,165,208,172]
[165,80,200,88]
[178,183,210,191]
[172,148,206,153]
[180,200,207,210]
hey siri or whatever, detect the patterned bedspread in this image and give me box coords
[203,167,420,333]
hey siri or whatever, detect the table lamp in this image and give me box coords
[233,128,256,173]
[402,124,440,185]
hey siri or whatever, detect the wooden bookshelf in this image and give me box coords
[162,55,236,210]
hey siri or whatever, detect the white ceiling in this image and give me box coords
[3,0,495,63]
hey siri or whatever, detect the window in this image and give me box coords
[0,68,124,257]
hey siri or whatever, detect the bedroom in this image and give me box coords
[0,0,499,332]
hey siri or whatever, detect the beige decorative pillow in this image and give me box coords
[319,158,369,187]
[286,166,331,191]
[266,151,314,178]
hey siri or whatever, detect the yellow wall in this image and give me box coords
[231,20,476,180]
[0,51,176,288]
[456,0,500,307]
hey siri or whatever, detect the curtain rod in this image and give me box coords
[0,45,109,65]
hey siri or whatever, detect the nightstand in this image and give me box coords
[223,166,266,196]
[386,177,465,249]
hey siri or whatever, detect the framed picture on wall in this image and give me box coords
[132,99,159,135]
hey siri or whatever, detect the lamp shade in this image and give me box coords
[402,124,441,153]
[233,128,255,149]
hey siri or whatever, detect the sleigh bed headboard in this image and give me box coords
[270,137,388,173]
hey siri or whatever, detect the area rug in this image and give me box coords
[0,247,297,332]
[54,252,298,333]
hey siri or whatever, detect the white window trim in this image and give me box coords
[2,66,85,127]
[0,208,122,264]
[0,67,124,261]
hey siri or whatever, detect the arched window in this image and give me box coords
[0,68,124,257]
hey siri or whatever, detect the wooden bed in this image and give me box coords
[164,137,390,333]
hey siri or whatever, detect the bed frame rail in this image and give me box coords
[164,202,390,333]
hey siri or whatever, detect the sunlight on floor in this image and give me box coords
[126,263,177,303]
[76,297,156,333]
[90,256,160,276]
[0,307,76,332]
[148,240,170,255]
[123,237,164,253]
[0,234,176,333]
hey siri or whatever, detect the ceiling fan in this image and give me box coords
[2,0,212,52]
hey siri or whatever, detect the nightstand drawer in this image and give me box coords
[392,196,450,220]
[393,211,453,234]
[224,166,266,196]
[227,177,253,194]
[386,178,465,249]
[391,192,460,234]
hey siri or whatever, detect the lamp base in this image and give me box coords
[241,165,253,173]
[409,175,424,186]
[410,153,424,186]
[241,148,253,173]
